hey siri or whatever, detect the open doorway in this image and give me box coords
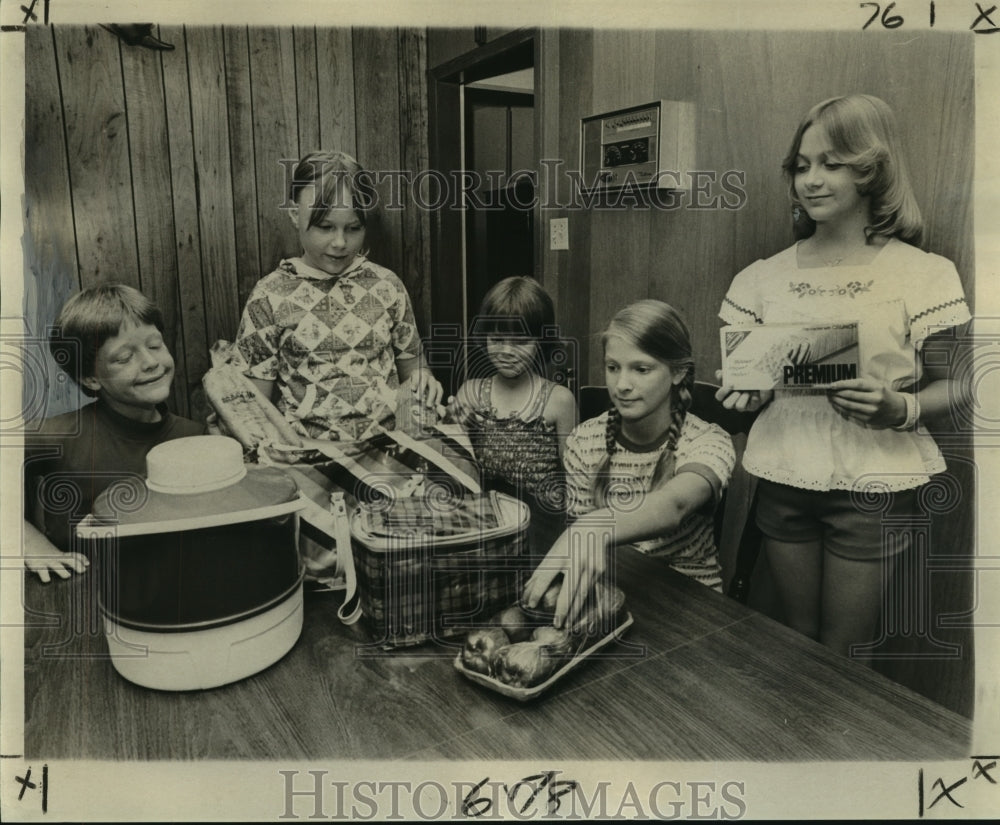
[463,70,535,325]
[427,31,539,395]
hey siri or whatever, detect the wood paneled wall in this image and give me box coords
[24,24,978,716]
[538,29,977,717]
[542,29,974,383]
[23,24,430,422]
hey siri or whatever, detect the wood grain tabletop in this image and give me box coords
[21,544,971,762]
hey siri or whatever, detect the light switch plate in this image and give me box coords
[550,217,569,250]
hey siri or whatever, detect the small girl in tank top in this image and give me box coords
[448,277,577,558]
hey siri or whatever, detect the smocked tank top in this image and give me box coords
[471,376,563,498]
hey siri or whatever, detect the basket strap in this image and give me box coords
[331,492,362,625]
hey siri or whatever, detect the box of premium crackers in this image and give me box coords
[720,322,859,391]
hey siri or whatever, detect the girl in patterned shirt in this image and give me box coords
[716,95,972,657]
[523,300,735,629]
[235,150,442,442]
[447,277,577,559]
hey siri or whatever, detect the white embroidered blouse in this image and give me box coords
[720,239,971,492]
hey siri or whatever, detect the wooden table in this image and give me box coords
[22,543,970,761]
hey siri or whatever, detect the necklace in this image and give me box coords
[803,241,854,268]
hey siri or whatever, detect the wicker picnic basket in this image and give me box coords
[348,491,530,648]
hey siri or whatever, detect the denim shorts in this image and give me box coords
[755,479,919,560]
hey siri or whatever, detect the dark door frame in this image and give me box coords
[427,28,542,392]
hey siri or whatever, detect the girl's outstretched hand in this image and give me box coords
[411,370,445,411]
[825,377,907,429]
[522,521,612,631]
[713,370,774,412]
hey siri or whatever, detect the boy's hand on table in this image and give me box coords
[25,552,90,583]
[23,524,89,583]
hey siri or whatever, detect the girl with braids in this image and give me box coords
[717,95,971,657]
[523,300,735,629]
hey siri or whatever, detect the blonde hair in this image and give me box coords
[592,300,694,507]
[782,94,923,245]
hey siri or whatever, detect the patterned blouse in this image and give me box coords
[235,256,422,442]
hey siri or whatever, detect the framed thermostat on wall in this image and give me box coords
[580,100,695,191]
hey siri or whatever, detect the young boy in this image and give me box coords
[22,285,204,582]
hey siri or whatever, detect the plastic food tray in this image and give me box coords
[453,594,634,701]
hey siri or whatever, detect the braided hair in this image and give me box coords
[592,300,695,507]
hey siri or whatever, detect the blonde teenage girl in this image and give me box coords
[717,94,971,656]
